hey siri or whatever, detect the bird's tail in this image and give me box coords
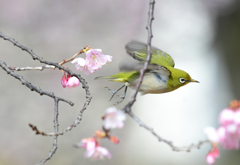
[95,72,132,83]
[95,76,113,80]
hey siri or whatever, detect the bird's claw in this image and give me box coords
[104,85,127,105]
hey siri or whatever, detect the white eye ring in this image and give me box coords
[179,78,186,84]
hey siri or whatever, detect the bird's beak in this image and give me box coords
[190,79,199,83]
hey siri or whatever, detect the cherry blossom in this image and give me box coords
[77,137,111,160]
[206,146,219,164]
[204,108,240,150]
[103,107,126,130]
[219,108,235,126]
[71,57,94,75]
[71,49,112,75]
[218,108,240,149]
[85,49,110,70]
[204,102,240,164]
[80,138,97,151]
[61,73,80,88]
[204,127,220,143]
[66,76,80,88]
[84,146,111,160]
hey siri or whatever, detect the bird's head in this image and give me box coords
[168,67,199,91]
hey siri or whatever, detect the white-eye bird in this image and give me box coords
[96,41,198,103]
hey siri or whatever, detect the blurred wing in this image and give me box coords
[125,41,175,67]
[120,63,171,77]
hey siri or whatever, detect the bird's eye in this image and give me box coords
[179,78,186,84]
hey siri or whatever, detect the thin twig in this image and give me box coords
[0,61,73,106]
[39,98,59,164]
[58,46,90,65]
[128,111,209,152]
[28,99,90,137]
[124,0,155,112]
[8,65,56,71]
[29,124,48,136]
[7,46,90,71]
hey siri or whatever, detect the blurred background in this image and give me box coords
[0,0,240,164]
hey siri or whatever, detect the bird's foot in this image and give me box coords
[105,85,128,105]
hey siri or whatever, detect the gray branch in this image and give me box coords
[0,31,92,164]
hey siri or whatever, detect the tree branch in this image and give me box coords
[8,65,56,71]
[124,0,155,112]
[0,31,92,164]
[128,111,209,152]
[0,60,73,105]
[39,98,59,164]
[58,46,91,65]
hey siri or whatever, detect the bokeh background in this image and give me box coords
[0,0,240,164]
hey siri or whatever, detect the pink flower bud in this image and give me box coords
[61,73,80,89]
[66,76,80,88]
[109,136,119,144]
[61,74,67,88]
[206,146,219,164]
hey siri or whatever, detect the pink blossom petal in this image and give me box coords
[66,77,80,88]
[84,148,95,158]
[61,74,68,88]
[222,136,239,149]
[71,49,112,75]
[72,58,86,71]
[95,146,111,159]
[83,65,95,75]
[226,124,237,133]
[86,141,96,151]
[204,127,219,143]
[218,126,239,149]
[80,138,97,151]
[206,146,219,164]
[217,126,226,142]
[84,146,111,160]
[72,57,86,66]
[103,107,126,129]
[106,55,113,62]
[85,49,110,71]
[206,154,215,164]
[219,108,235,125]
[234,110,240,124]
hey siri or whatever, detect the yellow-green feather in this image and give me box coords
[137,50,175,67]
[95,71,140,83]
[165,66,192,91]
[125,41,175,67]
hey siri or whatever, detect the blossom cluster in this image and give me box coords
[77,136,111,160]
[204,100,240,164]
[61,48,112,88]
[76,107,126,160]
[72,49,112,75]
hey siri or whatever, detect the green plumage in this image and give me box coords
[125,41,175,67]
[96,41,198,95]
[96,71,139,83]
